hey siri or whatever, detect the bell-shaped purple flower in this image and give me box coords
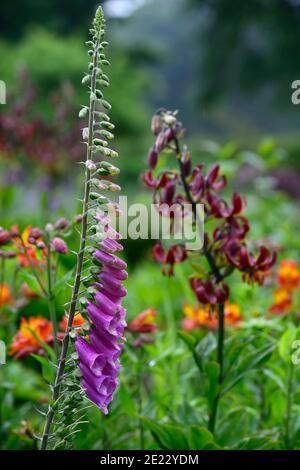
[75,235,127,414]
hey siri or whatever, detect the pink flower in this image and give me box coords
[51,237,69,254]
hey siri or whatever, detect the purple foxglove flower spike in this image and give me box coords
[75,8,128,415]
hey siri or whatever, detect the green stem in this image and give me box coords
[137,349,145,450]
[46,247,59,358]
[285,362,294,449]
[175,135,225,435]
[40,29,100,451]
[18,236,47,297]
[208,303,224,434]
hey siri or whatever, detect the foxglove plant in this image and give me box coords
[142,109,276,433]
[41,6,127,449]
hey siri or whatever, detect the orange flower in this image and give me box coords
[9,316,53,359]
[224,303,243,325]
[0,283,12,307]
[182,302,242,331]
[13,226,44,268]
[182,303,218,331]
[59,312,86,332]
[128,308,158,333]
[269,288,293,315]
[277,260,300,291]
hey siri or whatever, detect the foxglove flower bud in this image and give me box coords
[54,217,70,231]
[51,237,69,254]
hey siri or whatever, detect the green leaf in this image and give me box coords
[53,268,74,296]
[234,430,280,450]
[18,270,41,296]
[118,383,137,416]
[28,327,56,362]
[188,425,222,450]
[142,418,189,450]
[31,354,55,383]
[178,331,202,372]
[278,326,296,363]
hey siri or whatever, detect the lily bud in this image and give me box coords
[147,147,158,169]
[151,115,162,135]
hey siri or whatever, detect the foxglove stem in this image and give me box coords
[174,135,225,435]
[40,17,101,450]
[46,245,59,358]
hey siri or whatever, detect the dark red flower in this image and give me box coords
[226,242,277,284]
[152,241,187,276]
[147,147,159,169]
[141,171,169,189]
[208,192,245,219]
[190,278,230,305]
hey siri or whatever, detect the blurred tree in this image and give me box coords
[0,0,102,38]
[189,0,300,108]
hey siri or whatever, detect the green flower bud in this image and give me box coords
[99,129,114,140]
[93,138,107,147]
[81,75,91,85]
[78,107,88,118]
[98,79,109,87]
[100,99,111,111]
[95,89,103,99]
[101,121,115,130]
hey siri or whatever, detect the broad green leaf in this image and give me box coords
[188,425,222,450]
[142,418,189,450]
[31,354,55,383]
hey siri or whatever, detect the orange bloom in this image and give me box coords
[269,288,293,315]
[182,302,242,331]
[128,308,158,333]
[9,316,53,359]
[277,260,300,291]
[13,226,44,268]
[0,283,12,307]
[59,312,86,332]
[224,303,243,325]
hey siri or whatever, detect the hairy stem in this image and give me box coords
[40,34,100,450]
[175,135,225,435]
[46,246,59,358]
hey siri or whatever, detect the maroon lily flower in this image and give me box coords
[152,241,187,276]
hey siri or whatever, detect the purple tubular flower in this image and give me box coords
[147,147,158,169]
[75,235,127,414]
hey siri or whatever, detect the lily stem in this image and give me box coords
[175,135,225,435]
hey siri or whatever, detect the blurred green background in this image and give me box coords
[1,0,300,450]
[1,0,300,218]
